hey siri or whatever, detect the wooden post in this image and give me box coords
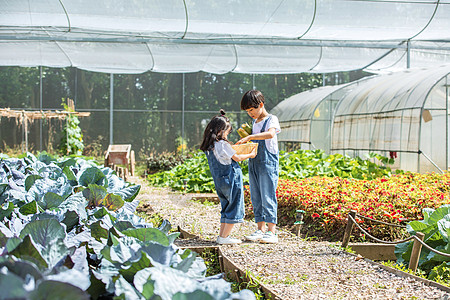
[342,210,357,248]
[409,232,425,272]
[130,150,135,176]
[24,114,28,152]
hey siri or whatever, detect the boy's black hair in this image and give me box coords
[240,90,265,110]
[200,109,232,151]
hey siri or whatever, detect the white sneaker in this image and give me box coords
[216,236,242,245]
[260,231,278,244]
[244,230,265,241]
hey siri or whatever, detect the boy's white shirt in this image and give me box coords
[213,140,236,165]
[252,114,281,155]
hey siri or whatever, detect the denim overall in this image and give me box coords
[205,146,244,224]
[248,115,279,224]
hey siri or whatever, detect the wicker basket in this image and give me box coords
[231,142,258,155]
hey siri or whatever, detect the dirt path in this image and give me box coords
[132,176,450,299]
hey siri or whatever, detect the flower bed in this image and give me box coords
[244,172,450,241]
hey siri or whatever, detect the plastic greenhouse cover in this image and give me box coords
[331,65,450,153]
[334,66,450,116]
[272,85,345,123]
[271,85,347,143]
[1,0,450,74]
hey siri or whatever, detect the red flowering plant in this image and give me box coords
[244,172,450,242]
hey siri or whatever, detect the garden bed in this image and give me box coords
[134,176,450,299]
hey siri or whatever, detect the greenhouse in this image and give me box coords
[271,84,348,152]
[4,1,450,299]
[2,0,450,162]
[274,65,450,173]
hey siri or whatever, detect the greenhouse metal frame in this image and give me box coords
[1,1,450,167]
[1,1,450,74]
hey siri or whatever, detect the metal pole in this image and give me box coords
[420,150,444,173]
[323,73,325,86]
[110,74,114,145]
[182,73,185,155]
[407,40,411,69]
[74,68,78,108]
[446,76,448,171]
[24,113,28,152]
[252,74,256,90]
[39,66,43,151]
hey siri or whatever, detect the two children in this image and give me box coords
[201,90,281,244]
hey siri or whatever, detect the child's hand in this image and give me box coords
[235,136,251,145]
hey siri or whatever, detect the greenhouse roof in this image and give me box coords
[271,85,345,123]
[1,0,450,74]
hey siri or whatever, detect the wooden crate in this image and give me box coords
[104,144,135,176]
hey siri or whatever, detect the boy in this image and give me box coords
[235,90,281,244]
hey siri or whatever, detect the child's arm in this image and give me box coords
[235,127,276,145]
[231,146,257,162]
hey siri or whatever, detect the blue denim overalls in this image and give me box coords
[205,145,244,224]
[248,115,279,224]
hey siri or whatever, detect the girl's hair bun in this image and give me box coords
[219,109,226,116]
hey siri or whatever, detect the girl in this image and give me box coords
[236,90,281,244]
[200,109,257,244]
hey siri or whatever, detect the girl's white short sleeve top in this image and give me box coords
[213,140,236,165]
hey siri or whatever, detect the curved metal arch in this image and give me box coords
[308,83,354,149]
[58,0,71,32]
[230,38,239,72]
[181,0,189,39]
[144,42,156,71]
[364,49,407,72]
[308,45,322,71]
[409,0,441,41]
[297,0,317,40]
[363,0,441,71]
[417,67,450,172]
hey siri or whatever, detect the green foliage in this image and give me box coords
[148,149,395,193]
[59,100,84,155]
[381,261,426,278]
[146,151,190,174]
[230,270,267,300]
[199,248,221,277]
[279,149,396,180]
[0,153,255,299]
[395,204,450,274]
[429,262,450,286]
[147,151,216,193]
[2,66,352,154]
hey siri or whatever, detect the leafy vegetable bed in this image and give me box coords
[0,153,253,299]
[395,205,450,285]
[148,149,394,193]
